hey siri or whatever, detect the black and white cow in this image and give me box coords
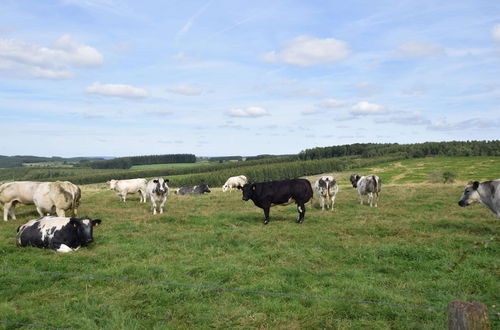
[238,179,313,224]
[314,176,339,211]
[146,178,169,214]
[458,179,500,218]
[175,184,211,195]
[16,216,102,253]
[350,173,381,207]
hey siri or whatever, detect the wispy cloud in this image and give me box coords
[492,24,500,43]
[85,82,149,99]
[166,85,203,96]
[397,41,445,58]
[225,106,269,118]
[261,35,350,66]
[176,0,213,40]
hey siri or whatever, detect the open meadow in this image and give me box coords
[0,157,499,329]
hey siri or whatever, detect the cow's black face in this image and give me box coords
[202,185,211,193]
[239,183,254,201]
[154,178,169,195]
[71,217,102,246]
[350,174,360,188]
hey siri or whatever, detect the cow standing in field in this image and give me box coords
[17,216,102,253]
[315,176,339,211]
[33,181,81,217]
[349,173,381,207]
[176,185,211,195]
[0,181,45,221]
[238,179,313,224]
[107,178,148,202]
[146,178,169,214]
[222,175,248,192]
[458,179,500,218]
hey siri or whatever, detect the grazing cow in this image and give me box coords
[33,181,81,217]
[350,173,381,207]
[458,179,500,218]
[176,184,211,195]
[222,175,248,192]
[0,181,45,221]
[146,178,169,214]
[107,178,148,202]
[16,216,102,253]
[315,176,339,211]
[238,179,313,224]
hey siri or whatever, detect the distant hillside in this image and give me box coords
[0,155,106,168]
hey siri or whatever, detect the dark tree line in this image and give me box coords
[81,154,196,169]
[298,141,500,160]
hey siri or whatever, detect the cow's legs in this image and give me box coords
[56,208,66,217]
[140,190,147,203]
[368,192,373,207]
[36,205,45,217]
[150,200,157,214]
[359,192,364,205]
[330,194,336,211]
[263,206,270,225]
[319,196,325,210]
[159,198,166,214]
[296,203,306,223]
[3,201,13,221]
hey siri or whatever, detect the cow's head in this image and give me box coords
[350,174,361,188]
[69,217,102,246]
[153,178,169,195]
[107,180,117,190]
[201,185,211,193]
[222,184,228,192]
[458,181,480,207]
[238,183,255,201]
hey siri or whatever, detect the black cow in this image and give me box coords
[16,216,102,253]
[238,179,313,224]
[176,184,211,195]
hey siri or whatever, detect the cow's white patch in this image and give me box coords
[56,244,75,253]
[37,217,71,242]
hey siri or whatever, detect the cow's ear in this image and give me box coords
[92,219,102,226]
[472,181,479,190]
[153,179,159,183]
[165,178,170,182]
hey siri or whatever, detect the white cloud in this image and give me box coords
[166,85,203,96]
[261,35,350,66]
[0,34,103,79]
[85,82,149,99]
[225,106,269,118]
[317,98,348,108]
[351,101,386,115]
[375,111,431,126]
[492,24,500,43]
[397,41,445,58]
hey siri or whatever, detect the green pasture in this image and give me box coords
[0,157,499,329]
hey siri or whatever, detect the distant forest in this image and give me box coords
[80,154,197,169]
[298,141,500,160]
[0,155,104,168]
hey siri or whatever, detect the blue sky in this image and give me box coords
[0,0,499,157]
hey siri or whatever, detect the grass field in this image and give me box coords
[0,157,499,329]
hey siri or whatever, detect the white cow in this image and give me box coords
[222,175,248,192]
[0,181,45,221]
[458,179,500,218]
[33,181,81,217]
[107,178,148,202]
[314,176,339,211]
[146,178,169,214]
[350,173,381,207]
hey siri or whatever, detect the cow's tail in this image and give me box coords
[372,175,381,193]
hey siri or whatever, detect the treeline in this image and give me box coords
[0,155,104,168]
[298,141,500,160]
[81,154,196,169]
